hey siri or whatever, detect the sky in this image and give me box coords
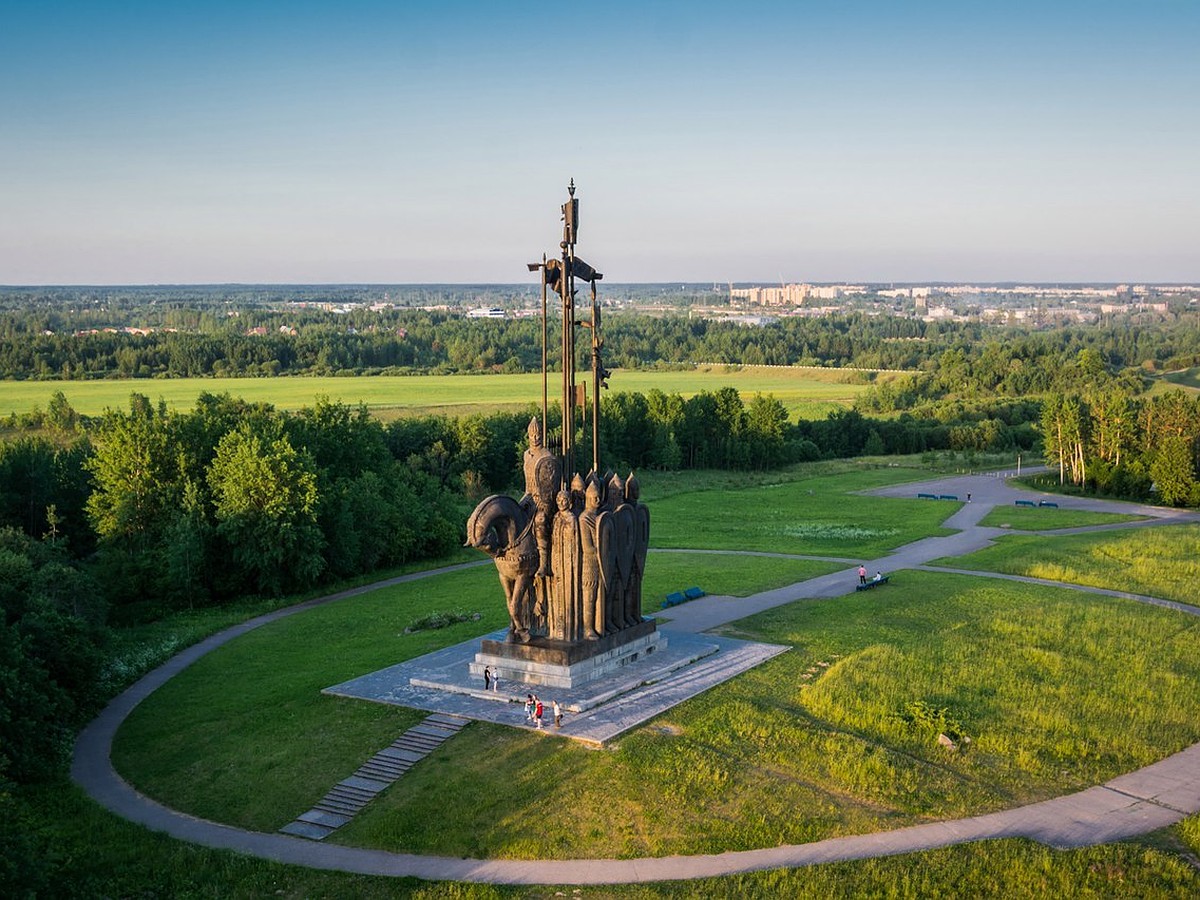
[1,1,1197,285]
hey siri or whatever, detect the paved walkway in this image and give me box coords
[71,471,1200,885]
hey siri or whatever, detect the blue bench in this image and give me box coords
[939,494,958,501]
[918,492,938,500]
[1015,500,1036,508]
[856,575,890,592]
[662,587,706,608]
[1038,500,1059,508]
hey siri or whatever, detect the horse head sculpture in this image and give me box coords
[465,494,538,642]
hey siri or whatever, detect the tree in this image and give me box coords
[1150,437,1197,507]
[85,394,176,546]
[207,424,324,595]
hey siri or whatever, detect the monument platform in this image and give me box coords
[471,619,661,689]
[324,627,789,746]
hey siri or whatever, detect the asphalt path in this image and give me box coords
[71,471,1200,885]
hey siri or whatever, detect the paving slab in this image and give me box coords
[279,820,335,840]
[298,809,352,828]
[325,627,786,746]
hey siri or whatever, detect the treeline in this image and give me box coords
[5,308,1200,382]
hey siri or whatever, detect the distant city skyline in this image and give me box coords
[2,2,1197,285]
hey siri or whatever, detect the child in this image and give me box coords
[552,699,562,728]
[534,697,544,729]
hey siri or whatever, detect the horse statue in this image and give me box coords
[465,494,539,642]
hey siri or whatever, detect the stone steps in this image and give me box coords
[279,713,467,841]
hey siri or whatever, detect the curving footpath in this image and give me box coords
[72,472,1200,885]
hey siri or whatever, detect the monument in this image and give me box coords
[464,182,662,688]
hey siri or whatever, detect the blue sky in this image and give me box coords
[2,1,1197,284]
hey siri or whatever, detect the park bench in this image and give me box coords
[939,494,958,501]
[662,587,706,608]
[1038,500,1059,508]
[855,576,890,592]
[917,492,938,500]
[1015,500,1036,508]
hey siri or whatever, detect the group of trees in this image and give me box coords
[1041,388,1200,505]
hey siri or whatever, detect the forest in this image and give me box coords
[2,295,1200,816]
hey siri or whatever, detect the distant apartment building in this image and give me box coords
[729,284,809,305]
[730,283,866,305]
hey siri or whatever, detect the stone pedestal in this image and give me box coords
[468,619,663,690]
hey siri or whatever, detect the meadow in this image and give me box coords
[646,464,952,556]
[929,524,1200,607]
[67,459,1200,893]
[2,364,873,419]
[112,567,1200,861]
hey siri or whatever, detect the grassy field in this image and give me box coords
[929,524,1200,607]
[113,563,1200,860]
[643,552,841,606]
[69,457,1200,893]
[976,506,1148,530]
[2,365,875,420]
[647,464,951,557]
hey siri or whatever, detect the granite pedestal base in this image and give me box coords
[468,620,663,690]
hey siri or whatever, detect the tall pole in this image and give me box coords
[561,180,578,478]
[561,237,571,474]
[540,252,548,440]
[591,280,601,475]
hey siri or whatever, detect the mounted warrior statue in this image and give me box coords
[464,493,538,642]
[465,183,658,686]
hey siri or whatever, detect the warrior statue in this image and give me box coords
[607,473,635,631]
[578,479,614,640]
[465,183,654,659]
[522,417,560,577]
[549,490,582,642]
[625,473,650,628]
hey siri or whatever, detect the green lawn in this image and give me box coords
[113,567,1200,861]
[929,524,1200,607]
[3,365,873,419]
[976,506,1148,530]
[647,465,951,556]
[110,553,831,833]
[643,551,842,608]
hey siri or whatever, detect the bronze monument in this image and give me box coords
[465,182,660,688]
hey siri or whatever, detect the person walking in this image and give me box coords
[534,697,544,729]
[524,694,535,722]
[553,699,562,728]
[858,565,867,585]
[483,666,492,691]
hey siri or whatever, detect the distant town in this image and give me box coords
[4,281,1197,340]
